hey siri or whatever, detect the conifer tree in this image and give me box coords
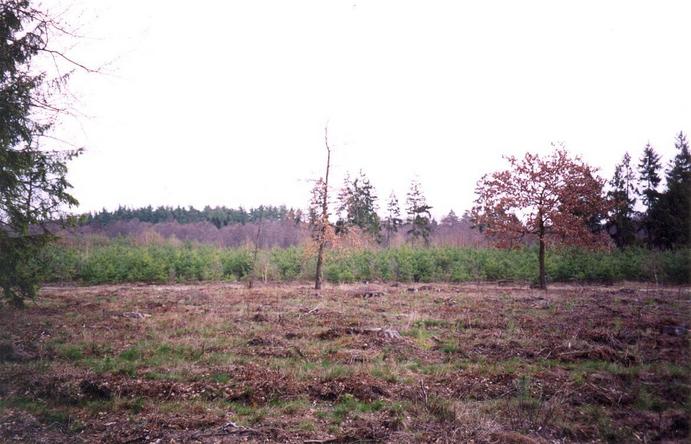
[637,143,662,247]
[405,180,433,246]
[334,174,352,235]
[638,143,662,209]
[383,191,402,246]
[667,131,691,184]
[0,1,82,306]
[335,170,381,241]
[607,152,637,248]
[649,132,690,248]
[441,210,460,226]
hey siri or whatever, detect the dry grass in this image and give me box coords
[0,282,688,443]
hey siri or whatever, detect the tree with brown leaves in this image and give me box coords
[472,147,610,289]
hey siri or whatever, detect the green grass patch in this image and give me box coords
[332,394,385,423]
[320,363,354,381]
[402,327,434,349]
[57,344,84,361]
[370,365,400,383]
[210,373,231,384]
[119,346,141,362]
[440,340,459,354]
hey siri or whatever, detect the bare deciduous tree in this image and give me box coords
[313,126,332,290]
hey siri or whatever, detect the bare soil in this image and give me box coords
[0,282,688,443]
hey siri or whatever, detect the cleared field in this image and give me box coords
[0,282,688,443]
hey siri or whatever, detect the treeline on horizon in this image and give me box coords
[81,204,300,228]
[74,131,691,252]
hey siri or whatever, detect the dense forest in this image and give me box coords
[81,205,300,228]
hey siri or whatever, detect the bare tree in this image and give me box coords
[314,126,332,290]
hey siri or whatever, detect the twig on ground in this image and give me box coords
[190,421,258,439]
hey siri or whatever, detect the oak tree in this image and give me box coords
[472,147,609,289]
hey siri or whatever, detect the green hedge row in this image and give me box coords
[37,242,690,285]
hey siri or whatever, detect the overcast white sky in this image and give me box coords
[48,0,691,218]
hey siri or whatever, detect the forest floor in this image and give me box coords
[0,282,688,443]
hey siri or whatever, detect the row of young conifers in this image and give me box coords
[37,241,689,285]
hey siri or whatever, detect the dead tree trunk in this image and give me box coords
[315,126,332,290]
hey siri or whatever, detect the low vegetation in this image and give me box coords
[38,241,690,286]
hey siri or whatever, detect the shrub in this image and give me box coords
[271,247,303,280]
